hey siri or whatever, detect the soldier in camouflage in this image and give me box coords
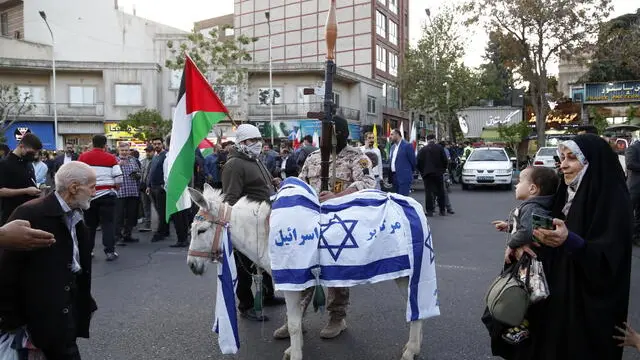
[273,116,376,340]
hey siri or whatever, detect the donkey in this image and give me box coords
[186,184,425,360]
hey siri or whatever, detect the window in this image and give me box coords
[17,86,46,104]
[224,28,235,37]
[382,83,387,98]
[114,84,143,106]
[389,52,398,76]
[367,96,376,114]
[389,0,398,14]
[387,85,399,109]
[0,13,8,36]
[169,69,182,90]
[468,149,508,162]
[214,85,239,106]
[69,86,96,106]
[389,21,398,45]
[376,45,387,71]
[333,92,340,107]
[376,11,386,37]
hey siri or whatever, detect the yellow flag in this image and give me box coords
[373,124,378,148]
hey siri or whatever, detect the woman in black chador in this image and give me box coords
[492,134,633,359]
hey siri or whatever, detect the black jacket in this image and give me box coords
[0,193,97,358]
[274,155,299,179]
[417,142,448,177]
[221,148,275,206]
[54,153,79,173]
[626,141,640,192]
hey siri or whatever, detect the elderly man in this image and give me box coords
[0,161,98,360]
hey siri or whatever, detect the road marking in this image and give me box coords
[436,264,481,271]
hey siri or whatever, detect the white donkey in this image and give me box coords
[186,184,426,360]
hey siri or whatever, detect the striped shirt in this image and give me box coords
[78,148,123,199]
[116,156,140,198]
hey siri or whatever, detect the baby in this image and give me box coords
[492,166,559,344]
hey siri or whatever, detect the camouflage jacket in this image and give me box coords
[298,145,376,194]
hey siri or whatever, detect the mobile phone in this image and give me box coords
[532,213,554,242]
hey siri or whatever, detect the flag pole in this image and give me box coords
[320,0,337,192]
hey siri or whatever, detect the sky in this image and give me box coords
[118,0,638,72]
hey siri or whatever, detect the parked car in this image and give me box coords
[533,147,560,168]
[461,147,514,190]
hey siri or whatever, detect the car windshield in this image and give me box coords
[468,149,508,161]
[537,148,557,157]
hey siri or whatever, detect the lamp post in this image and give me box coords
[425,8,439,139]
[265,11,274,145]
[39,10,59,150]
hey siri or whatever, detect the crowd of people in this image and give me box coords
[0,121,639,359]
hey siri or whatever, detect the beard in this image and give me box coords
[73,198,91,210]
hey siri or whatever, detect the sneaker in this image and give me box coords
[139,227,152,233]
[502,321,530,345]
[447,209,455,215]
[239,309,269,322]
[105,252,119,262]
[319,318,347,339]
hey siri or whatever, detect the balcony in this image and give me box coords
[9,103,104,120]
[248,102,360,120]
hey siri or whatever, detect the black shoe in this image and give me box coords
[116,240,128,247]
[425,212,434,217]
[151,234,167,242]
[240,309,269,322]
[169,241,189,248]
[447,209,455,215]
[123,237,140,243]
[439,210,446,216]
[263,296,286,307]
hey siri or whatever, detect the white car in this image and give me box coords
[533,147,560,168]
[461,147,514,190]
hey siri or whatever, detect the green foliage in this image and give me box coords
[590,108,609,135]
[462,0,613,149]
[497,120,531,159]
[400,5,481,138]
[627,105,639,123]
[165,24,257,86]
[0,84,34,144]
[477,31,514,104]
[116,109,172,142]
[582,10,640,82]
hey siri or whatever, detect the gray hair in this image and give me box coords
[55,161,94,192]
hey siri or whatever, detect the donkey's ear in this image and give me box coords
[202,183,215,197]
[187,187,209,211]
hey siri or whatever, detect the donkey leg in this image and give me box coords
[395,277,423,360]
[282,290,304,360]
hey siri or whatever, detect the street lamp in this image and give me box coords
[39,10,59,149]
[265,11,274,145]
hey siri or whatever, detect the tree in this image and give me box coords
[463,0,613,148]
[497,120,532,163]
[165,25,258,122]
[477,31,514,104]
[0,84,34,143]
[400,5,482,141]
[115,109,172,142]
[582,9,640,82]
[590,107,609,135]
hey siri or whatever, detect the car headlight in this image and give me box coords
[496,169,512,174]
[462,169,474,175]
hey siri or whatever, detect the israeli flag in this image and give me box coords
[270,177,440,321]
[212,228,240,354]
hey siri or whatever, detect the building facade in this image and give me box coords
[233,0,409,135]
[0,0,186,149]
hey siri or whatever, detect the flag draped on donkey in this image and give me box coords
[166,55,229,221]
[269,177,440,322]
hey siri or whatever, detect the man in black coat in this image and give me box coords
[0,161,98,360]
[626,140,640,245]
[54,142,80,173]
[417,134,448,216]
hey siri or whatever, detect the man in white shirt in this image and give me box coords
[54,142,79,173]
[360,132,382,189]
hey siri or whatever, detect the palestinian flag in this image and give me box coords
[166,54,229,221]
[198,138,215,157]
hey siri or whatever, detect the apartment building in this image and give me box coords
[194,13,236,40]
[233,0,409,138]
[0,0,186,150]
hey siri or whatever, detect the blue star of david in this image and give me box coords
[318,214,359,261]
[424,231,435,264]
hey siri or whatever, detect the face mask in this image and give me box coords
[247,141,263,156]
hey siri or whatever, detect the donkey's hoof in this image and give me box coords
[401,346,417,360]
[283,347,302,360]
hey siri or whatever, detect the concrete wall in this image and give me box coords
[2,2,23,38]
[22,0,185,63]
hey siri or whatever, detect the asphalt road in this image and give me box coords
[80,187,640,360]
